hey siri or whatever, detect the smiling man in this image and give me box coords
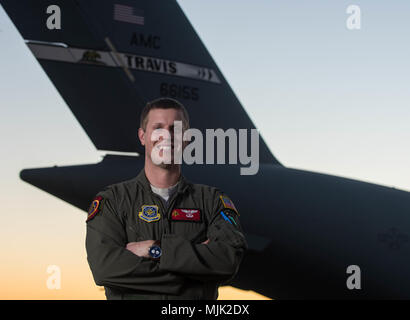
[85,97,247,300]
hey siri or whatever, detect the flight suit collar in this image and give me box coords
[135,168,190,194]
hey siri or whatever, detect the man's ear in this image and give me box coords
[138,127,145,146]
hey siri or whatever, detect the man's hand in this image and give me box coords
[201,239,210,245]
[126,240,156,258]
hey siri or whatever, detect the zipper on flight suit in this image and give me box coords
[148,190,181,301]
[165,191,183,234]
[149,190,181,235]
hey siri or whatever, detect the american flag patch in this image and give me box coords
[114,4,145,25]
[220,195,239,215]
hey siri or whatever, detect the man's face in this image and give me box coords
[138,108,185,167]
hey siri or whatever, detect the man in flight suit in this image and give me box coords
[85,98,247,300]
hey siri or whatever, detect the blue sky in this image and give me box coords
[176,0,410,189]
[0,0,409,298]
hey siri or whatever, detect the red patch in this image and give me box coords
[171,209,201,222]
[86,196,103,222]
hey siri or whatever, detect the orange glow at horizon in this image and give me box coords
[0,194,270,300]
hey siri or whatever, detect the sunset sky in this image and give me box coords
[0,0,409,299]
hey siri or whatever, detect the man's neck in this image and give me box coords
[144,160,181,188]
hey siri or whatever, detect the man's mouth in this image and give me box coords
[155,142,174,151]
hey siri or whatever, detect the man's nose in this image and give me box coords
[157,130,173,141]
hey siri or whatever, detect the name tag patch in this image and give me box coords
[171,209,201,222]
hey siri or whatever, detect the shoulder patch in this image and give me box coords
[220,195,239,215]
[86,196,103,222]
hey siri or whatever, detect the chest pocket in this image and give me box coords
[125,203,164,242]
[170,208,207,243]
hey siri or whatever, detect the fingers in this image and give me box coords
[125,240,156,257]
[201,239,210,245]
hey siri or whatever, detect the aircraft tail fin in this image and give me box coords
[1,0,280,164]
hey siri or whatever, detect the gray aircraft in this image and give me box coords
[2,0,410,299]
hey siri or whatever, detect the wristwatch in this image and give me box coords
[148,240,162,260]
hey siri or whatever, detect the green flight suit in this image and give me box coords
[85,169,247,300]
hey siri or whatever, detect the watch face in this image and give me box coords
[149,245,162,259]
